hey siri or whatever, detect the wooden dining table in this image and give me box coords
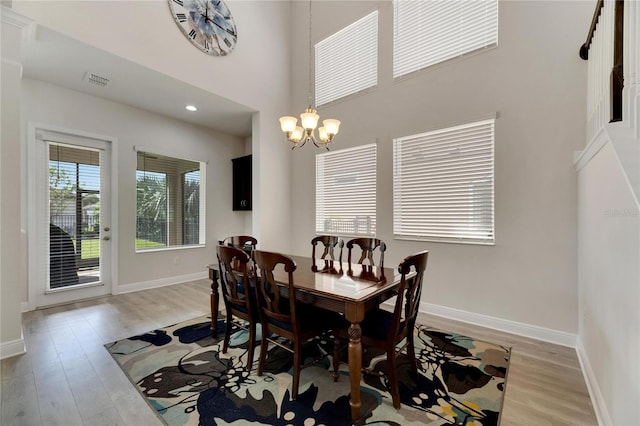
[207,255,407,421]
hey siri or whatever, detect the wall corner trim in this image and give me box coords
[0,333,26,360]
[421,302,578,348]
[0,6,33,28]
[576,337,612,426]
[575,127,610,171]
[115,271,208,295]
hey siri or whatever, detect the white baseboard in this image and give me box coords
[421,302,578,348]
[115,271,208,295]
[576,338,611,426]
[0,331,26,360]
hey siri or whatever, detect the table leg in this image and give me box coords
[348,322,362,421]
[209,268,220,336]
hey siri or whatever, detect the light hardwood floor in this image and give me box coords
[1,280,597,425]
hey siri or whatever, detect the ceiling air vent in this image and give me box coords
[82,72,110,88]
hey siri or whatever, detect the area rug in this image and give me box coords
[105,315,510,426]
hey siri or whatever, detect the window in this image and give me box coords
[136,151,205,250]
[316,144,377,236]
[182,170,201,245]
[393,119,495,244]
[315,10,378,107]
[393,0,498,78]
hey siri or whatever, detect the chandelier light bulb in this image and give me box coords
[322,119,341,136]
[318,126,328,142]
[291,126,304,143]
[300,108,320,130]
[279,116,298,133]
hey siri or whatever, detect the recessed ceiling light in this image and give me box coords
[185,105,197,112]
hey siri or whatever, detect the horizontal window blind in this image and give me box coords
[393,119,495,244]
[316,143,377,236]
[136,151,205,250]
[48,142,102,289]
[315,10,378,107]
[393,0,498,78]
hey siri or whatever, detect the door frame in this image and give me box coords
[26,122,118,310]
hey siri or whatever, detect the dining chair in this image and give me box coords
[252,249,340,400]
[333,250,429,409]
[220,235,258,256]
[216,245,259,372]
[346,237,386,268]
[311,235,344,262]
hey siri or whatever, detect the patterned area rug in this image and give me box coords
[105,316,510,426]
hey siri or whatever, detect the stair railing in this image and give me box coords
[580,0,624,142]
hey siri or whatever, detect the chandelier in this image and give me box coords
[279,0,340,150]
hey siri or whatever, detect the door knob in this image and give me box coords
[104,227,110,232]
[103,236,110,241]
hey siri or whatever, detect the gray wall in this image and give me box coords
[1,6,28,352]
[12,0,294,253]
[2,0,294,353]
[289,0,593,334]
[21,78,247,289]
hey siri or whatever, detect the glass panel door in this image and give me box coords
[49,143,102,289]
[34,131,111,308]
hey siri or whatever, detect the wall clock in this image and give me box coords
[169,0,237,56]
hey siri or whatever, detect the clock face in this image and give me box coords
[169,0,237,56]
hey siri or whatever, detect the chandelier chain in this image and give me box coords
[277,0,340,149]
[308,0,313,109]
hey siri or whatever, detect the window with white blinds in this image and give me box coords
[393,119,495,244]
[393,0,498,78]
[316,143,377,236]
[136,151,205,251]
[315,10,378,107]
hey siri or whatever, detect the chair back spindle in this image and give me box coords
[220,235,258,256]
[346,237,386,267]
[311,235,344,262]
[253,251,298,336]
[389,250,429,343]
[216,244,258,372]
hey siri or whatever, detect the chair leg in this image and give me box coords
[246,322,255,373]
[387,348,401,409]
[257,328,268,376]
[406,332,418,374]
[332,332,341,382]
[222,318,232,354]
[291,339,302,400]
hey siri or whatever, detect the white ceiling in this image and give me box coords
[21,26,254,137]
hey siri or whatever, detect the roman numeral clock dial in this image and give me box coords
[169,0,237,56]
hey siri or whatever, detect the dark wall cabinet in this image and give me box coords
[232,155,252,211]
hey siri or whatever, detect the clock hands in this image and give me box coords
[191,0,235,37]
[199,12,236,37]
